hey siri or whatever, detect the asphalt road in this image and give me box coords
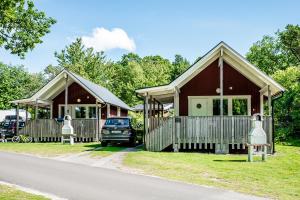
[0,151,265,200]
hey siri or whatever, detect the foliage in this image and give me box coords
[246,25,300,74]
[0,62,45,109]
[51,38,190,106]
[272,67,300,139]
[247,24,300,140]
[0,0,56,58]
[170,54,190,81]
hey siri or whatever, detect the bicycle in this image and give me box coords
[12,135,33,143]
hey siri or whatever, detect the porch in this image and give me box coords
[19,119,100,142]
[145,116,272,152]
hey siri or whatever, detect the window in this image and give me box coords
[213,99,228,116]
[232,99,248,116]
[88,107,96,118]
[75,106,86,118]
[60,106,65,118]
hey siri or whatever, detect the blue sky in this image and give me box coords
[1,0,300,72]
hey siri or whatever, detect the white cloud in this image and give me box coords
[81,27,136,52]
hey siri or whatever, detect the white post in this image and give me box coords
[16,103,19,135]
[174,87,180,116]
[145,95,149,148]
[217,48,225,153]
[96,100,99,141]
[50,103,53,119]
[35,99,38,120]
[107,104,110,118]
[117,107,121,117]
[64,73,68,116]
[260,93,264,116]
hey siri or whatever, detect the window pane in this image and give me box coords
[89,107,96,118]
[75,106,86,118]
[233,99,248,115]
[213,99,228,116]
[60,106,65,118]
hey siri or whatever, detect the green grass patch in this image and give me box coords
[124,144,300,200]
[0,142,101,157]
[0,184,49,200]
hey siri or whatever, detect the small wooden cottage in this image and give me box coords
[12,69,131,142]
[136,42,285,153]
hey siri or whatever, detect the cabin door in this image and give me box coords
[189,98,209,116]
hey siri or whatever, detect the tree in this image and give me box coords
[54,38,113,88]
[278,24,300,63]
[141,55,172,87]
[0,62,45,109]
[0,0,56,58]
[272,67,300,140]
[246,25,300,75]
[170,54,190,81]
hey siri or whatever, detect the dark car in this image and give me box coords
[101,117,140,147]
[0,115,25,139]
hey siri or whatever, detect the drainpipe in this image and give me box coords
[271,91,284,153]
[136,93,146,147]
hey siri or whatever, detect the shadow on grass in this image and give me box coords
[213,159,246,162]
[85,143,144,153]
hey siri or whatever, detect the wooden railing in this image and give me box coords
[20,119,103,142]
[146,116,272,152]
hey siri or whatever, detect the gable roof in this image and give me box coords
[136,41,285,96]
[12,69,132,110]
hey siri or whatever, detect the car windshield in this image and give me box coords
[105,118,129,126]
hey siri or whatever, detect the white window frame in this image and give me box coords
[188,95,251,116]
[58,104,97,119]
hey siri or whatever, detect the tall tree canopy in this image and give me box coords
[246,24,300,74]
[49,38,190,106]
[247,24,300,139]
[0,0,56,58]
[170,54,190,81]
[0,62,45,109]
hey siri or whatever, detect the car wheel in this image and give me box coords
[130,137,137,147]
[101,141,108,147]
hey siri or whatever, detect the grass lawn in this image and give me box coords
[0,143,125,157]
[124,142,300,200]
[0,184,48,200]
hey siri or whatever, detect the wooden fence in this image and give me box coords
[145,116,272,152]
[20,119,102,142]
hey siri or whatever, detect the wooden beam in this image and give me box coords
[16,103,19,135]
[64,73,68,116]
[35,99,38,120]
[106,104,110,118]
[144,95,149,139]
[174,87,179,116]
[117,107,121,117]
[96,101,99,141]
[219,48,224,153]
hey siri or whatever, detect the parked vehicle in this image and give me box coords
[0,115,25,139]
[101,117,142,147]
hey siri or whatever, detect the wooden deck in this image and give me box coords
[20,119,103,142]
[145,116,272,152]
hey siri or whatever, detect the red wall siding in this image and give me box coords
[179,59,261,116]
[52,82,97,118]
[121,109,128,117]
[110,105,117,117]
